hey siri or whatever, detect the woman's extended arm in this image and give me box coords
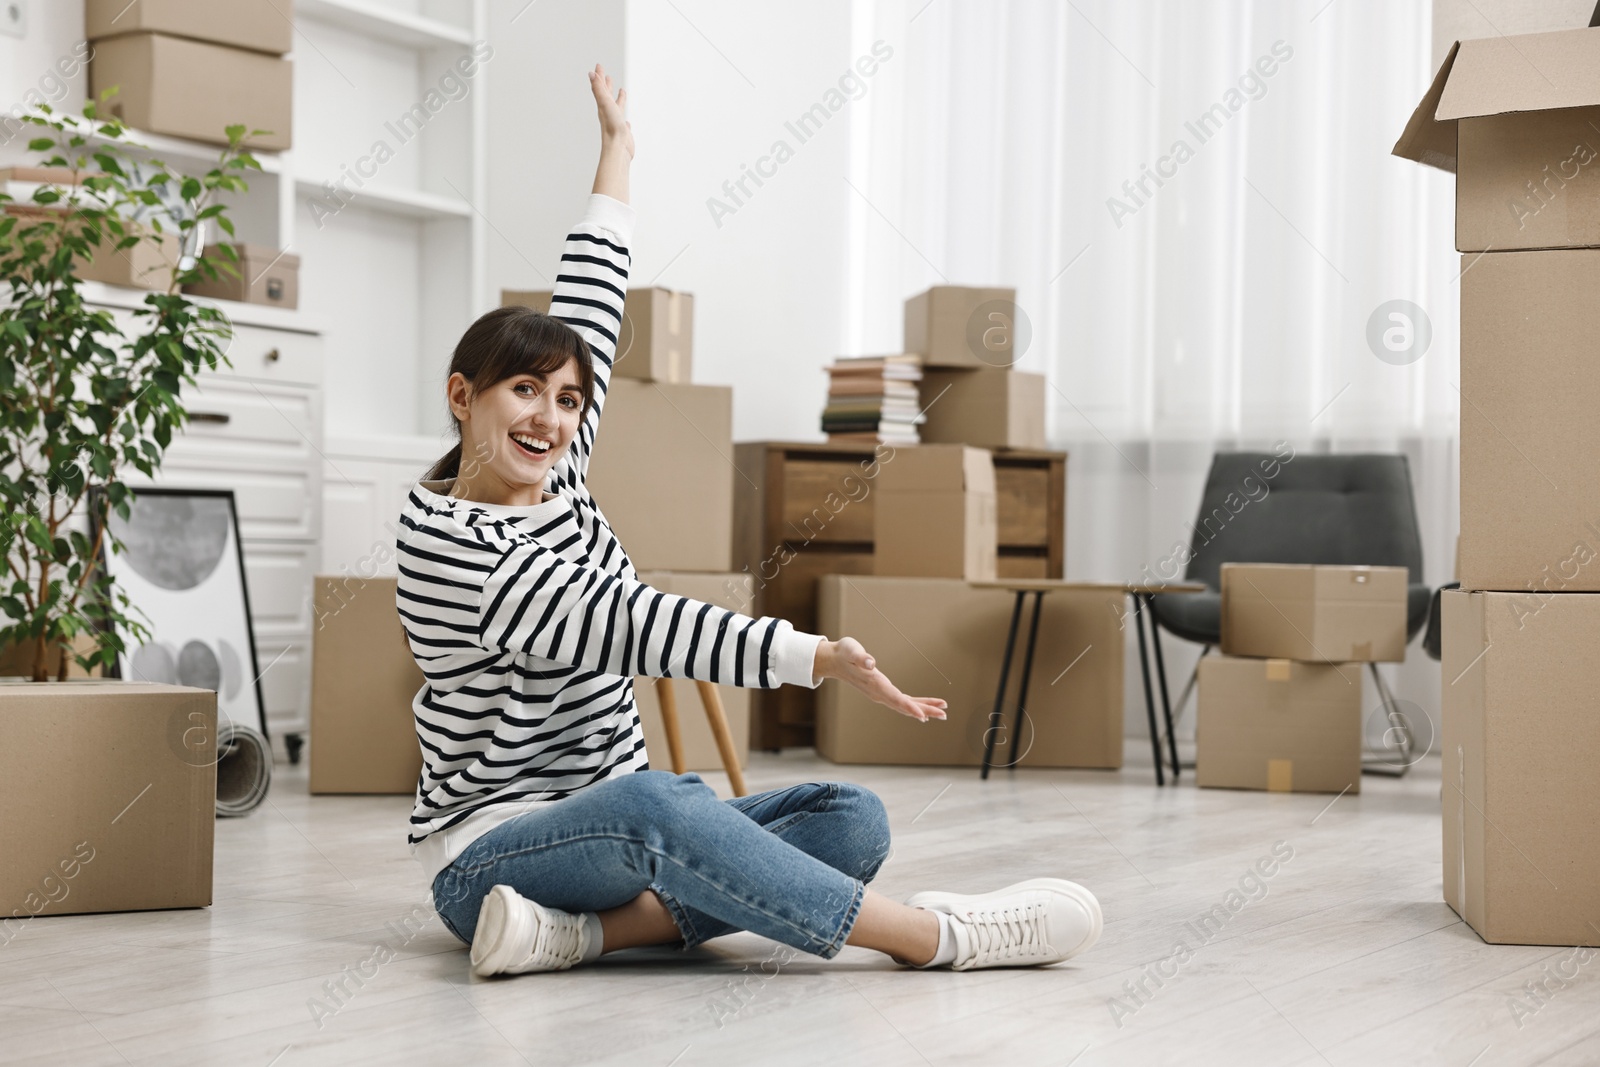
[550,64,635,486]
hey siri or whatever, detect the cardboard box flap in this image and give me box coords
[1393,41,1461,172]
[1438,29,1600,121]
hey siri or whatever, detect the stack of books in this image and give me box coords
[821,355,924,444]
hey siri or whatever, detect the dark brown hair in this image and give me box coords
[425,306,595,481]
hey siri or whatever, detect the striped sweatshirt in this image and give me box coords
[397,194,824,883]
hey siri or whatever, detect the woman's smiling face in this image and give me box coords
[448,357,586,506]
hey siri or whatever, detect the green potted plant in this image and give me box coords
[0,95,261,681]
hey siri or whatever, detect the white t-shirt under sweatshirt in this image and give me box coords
[394,194,824,886]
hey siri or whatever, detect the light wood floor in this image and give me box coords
[6,746,1599,1067]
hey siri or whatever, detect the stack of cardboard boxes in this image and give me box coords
[1395,21,1600,945]
[501,287,752,774]
[84,0,294,150]
[1196,564,1409,794]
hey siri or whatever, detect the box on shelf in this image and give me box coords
[1442,590,1600,945]
[1220,563,1409,662]
[903,286,1019,369]
[501,287,693,383]
[918,367,1047,451]
[632,572,752,772]
[587,380,733,572]
[1,682,215,917]
[816,576,1123,767]
[310,577,423,795]
[86,0,295,55]
[1397,26,1600,251]
[874,445,997,580]
[1457,248,1600,591]
[4,204,181,291]
[90,33,293,150]
[1195,656,1362,794]
[184,244,300,309]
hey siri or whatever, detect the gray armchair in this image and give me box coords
[1148,452,1431,773]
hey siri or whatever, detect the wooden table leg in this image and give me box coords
[655,676,686,775]
[696,680,748,797]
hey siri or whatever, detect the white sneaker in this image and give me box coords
[469,884,592,977]
[905,878,1102,970]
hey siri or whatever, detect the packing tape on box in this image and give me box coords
[1265,659,1292,681]
[1267,759,1294,792]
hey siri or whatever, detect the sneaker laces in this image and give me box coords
[522,908,587,970]
[958,901,1051,965]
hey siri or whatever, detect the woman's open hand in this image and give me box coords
[589,63,633,159]
[813,637,948,722]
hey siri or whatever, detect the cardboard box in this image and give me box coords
[874,445,997,580]
[586,379,734,572]
[1431,0,1596,71]
[631,572,751,772]
[502,287,694,383]
[0,681,215,918]
[1442,589,1600,944]
[90,33,293,150]
[184,243,300,309]
[310,577,424,795]
[0,632,100,680]
[1396,27,1600,251]
[1459,249,1600,590]
[1195,657,1362,794]
[86,0,295,55]
[815,576,1124,768]
[3,204,180,290]
[903,286,1019,369]
[1220,563,1409,662]
[918,367,1047,450]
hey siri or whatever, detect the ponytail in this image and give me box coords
[424,443,462,482]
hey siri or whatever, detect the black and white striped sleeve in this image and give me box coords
[476,531,823,690]
[547,194,633,485]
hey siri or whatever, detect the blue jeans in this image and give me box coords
[431,770,892,959]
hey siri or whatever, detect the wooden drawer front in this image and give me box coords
[997,553,1050,579]
[169,376,317,454]
[220,322,321,386]
[778,458,876,544]
[143,463,316,541]
[241,541,317,634]
[763,550,876,631]
[995,464,1051,547]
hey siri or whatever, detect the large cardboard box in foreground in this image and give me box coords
[1442,590,1600,945]
[502,287,694,383]
[904,286,1019,368]
[0,682,215,920]
[816,576,1123,768]
[86,0,295,54]
[1397,27,1600,253]
[310,577,424,795]
[632,572,752,772]
[1220,563,1408,662]
[874,445,997,580]
[90,33,293,150]
[587,380,734,572]
[917,367,1047,451]
[1196,657,1361,794]
[1457,249,1600,591]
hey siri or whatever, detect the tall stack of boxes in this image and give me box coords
[1395,24,1600,945]
[84,0,294,150]
[501,287,752,774]
[1197,563,1409,794]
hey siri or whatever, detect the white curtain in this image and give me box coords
[848,0,1459,738]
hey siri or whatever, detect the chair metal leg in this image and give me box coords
[1362,662,1414,778]
[1005,591,1046,771]
[982,592,1026,780]
[1143,594,1180,783]
[1133,594,1166,786]
[1161,643,1211,771]
[656,676,686,775]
